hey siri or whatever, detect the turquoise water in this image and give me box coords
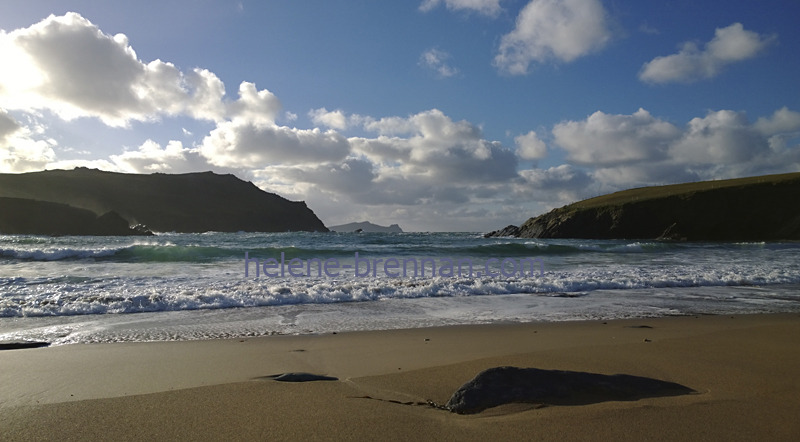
[1,232,799,344]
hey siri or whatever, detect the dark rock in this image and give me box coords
[263,372,338,382]
[484,225,520,238]
[487,172,800,241]
[0,168,328,234]
[0,341,51,350]
[445,366,695,414]
[130,224,154,236]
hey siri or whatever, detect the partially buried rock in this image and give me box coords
[0,341,50,350]
[264,372,338,382]
[445,366,694,414]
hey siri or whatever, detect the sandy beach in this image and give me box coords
[2,313,799,441]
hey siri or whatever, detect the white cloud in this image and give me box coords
[110,139,209,173]
[754,107,800,136]
[517,164,594,202]
[184,68,226,122]
[640,23,776,84]
[553,108,681,166]
[419,0,503,17]
[514,130,547,160]
[247,109,521,225]
[670,110,770,165]
[1,13,180,125]
[754,107,800,152]
[351,109,518,183]
[227,82,282,125]
[199,120,351,168]
[258,159,378,199]
[0,12,275,128]
[0,112,56,172]
[308,107,349,130]
[494,0,612,74]
[0,108,20,143]
[549,107,800,189]
[419,48,459,78]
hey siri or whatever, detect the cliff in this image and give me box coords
[0,168,328,234]
[328,221,404,233]
[0,197,150,236]
[486,172,800,241]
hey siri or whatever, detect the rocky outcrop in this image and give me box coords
[483,225,520,238]
[0,197,151,236]
[0,168,328,234]
[486,172,800,241]
[329,221,404,233]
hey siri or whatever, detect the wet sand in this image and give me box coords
[2,313,799,441]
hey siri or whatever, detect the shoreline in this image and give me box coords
[2,313,800,440]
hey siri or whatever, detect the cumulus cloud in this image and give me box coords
[0,108,20,143]
[754,107,800,136]
[494,0,612,74]
[553,108,681,166]
[351,109,518,183]
[0,112,57,172]
[199,120,351,168]
[419,48,460,78]
[549,107,800,189]
[517,164,594,202]
[670,110,770,165]
[0,12,277,127]
[227,82,282,125]
[308,107,349,130]
[419,0,503,16]
[0,13,205,125]
[640,23,776,84]
[110,139,210,173]
[247,108,521,220]
[514,130,547,160]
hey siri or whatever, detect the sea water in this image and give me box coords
[1,232,799,345]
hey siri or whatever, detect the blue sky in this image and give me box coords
[1,0,799,231]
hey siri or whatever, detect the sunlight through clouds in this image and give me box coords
[0,2,798,231]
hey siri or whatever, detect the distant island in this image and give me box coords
[486,172,800,241]
[328,221,403,233]
[0,168,328,235]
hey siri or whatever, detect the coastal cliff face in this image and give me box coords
[487,172,800,241]
[0,197,149,236]
[0,168,328,234]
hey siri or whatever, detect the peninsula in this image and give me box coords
[0,168,328,234]
[486,172,800,241]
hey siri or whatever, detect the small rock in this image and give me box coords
[264,372,338,382]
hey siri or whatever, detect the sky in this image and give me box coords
[1,0,799,232]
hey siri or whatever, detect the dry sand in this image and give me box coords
[1,313,799,441]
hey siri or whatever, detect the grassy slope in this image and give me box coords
[509,172,800,240]
[572,172,800,210]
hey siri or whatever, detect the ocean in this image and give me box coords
[1,232,799,345]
